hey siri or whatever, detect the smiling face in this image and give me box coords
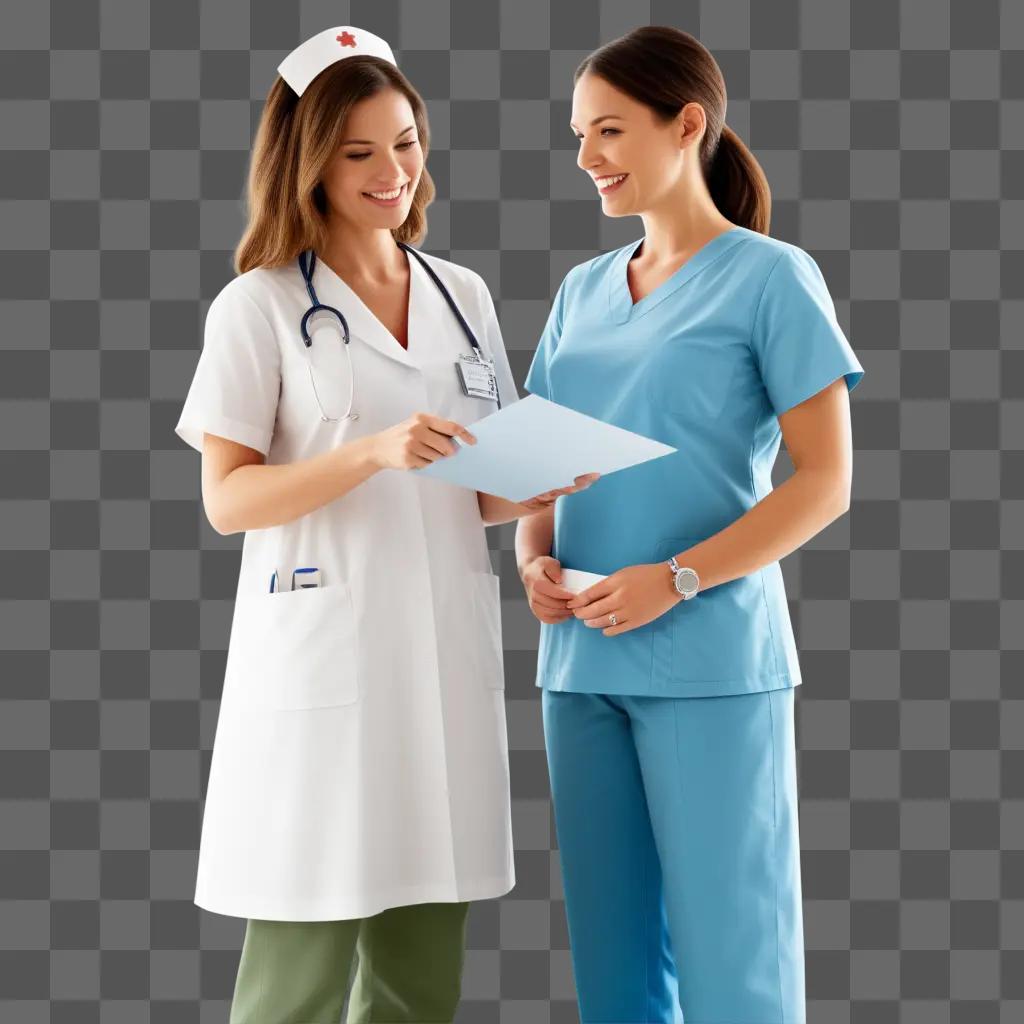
[571,71,703,217]
[320,87,425,232]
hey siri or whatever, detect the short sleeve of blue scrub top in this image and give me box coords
[523,226,866,698]
[523,265,575,402]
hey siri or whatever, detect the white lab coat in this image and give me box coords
[174,247,519,920]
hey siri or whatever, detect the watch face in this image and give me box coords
[674,569,699,596]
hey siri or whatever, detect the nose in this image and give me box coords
[376,148,407,185]
[576,133,602,173]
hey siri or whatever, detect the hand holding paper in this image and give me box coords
[414,394,676,502]
[515,471,603,511]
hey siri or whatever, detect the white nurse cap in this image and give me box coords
[277,26,397,97]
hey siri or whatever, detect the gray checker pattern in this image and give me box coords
[1,0,1022,1022]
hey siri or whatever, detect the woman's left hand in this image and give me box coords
[564,562,681,636]
[518,472,601,513]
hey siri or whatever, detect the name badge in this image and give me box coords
[455,353,498,402]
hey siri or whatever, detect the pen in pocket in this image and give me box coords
[292,567,321,589]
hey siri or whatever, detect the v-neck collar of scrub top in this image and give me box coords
[311,245,421,370]
[608,225,748,325]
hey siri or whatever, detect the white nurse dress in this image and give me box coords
[174,246,520,921]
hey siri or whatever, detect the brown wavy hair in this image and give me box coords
[575,25,771,234]
[235,55,436,274]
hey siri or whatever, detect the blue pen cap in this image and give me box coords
[292,566,321,589]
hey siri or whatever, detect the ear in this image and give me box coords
[678,101,705,150]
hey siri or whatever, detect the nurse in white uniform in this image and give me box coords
[174,27,595,1024]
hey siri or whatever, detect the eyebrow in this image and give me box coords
[341,125,416,145]
[569,114,625,130]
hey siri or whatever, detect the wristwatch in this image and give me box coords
[666,556,700,600]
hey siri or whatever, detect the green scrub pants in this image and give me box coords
[228,900,471,1023]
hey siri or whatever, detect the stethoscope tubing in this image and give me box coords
[297,244,501,421]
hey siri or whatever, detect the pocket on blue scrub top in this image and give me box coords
[229,582,360,710]
[652,537,772,685]
[645,334,739,419]
[471,571,506,689]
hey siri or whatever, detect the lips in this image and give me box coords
[361,183,408,205]
[594,172,629,194]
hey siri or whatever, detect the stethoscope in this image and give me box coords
[298,241,502,421]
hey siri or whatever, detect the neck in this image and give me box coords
[319,221,405,284]
[636,191,733,262]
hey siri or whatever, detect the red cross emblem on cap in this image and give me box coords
[337,31,357,48]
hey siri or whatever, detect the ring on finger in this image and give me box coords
[609,613,618,626]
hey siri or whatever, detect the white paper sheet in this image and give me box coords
[413,394,676,502]
[559,568,608,595]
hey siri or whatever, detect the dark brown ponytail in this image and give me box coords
[574,25,771,235]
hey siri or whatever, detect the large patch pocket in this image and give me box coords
[651,537,771,685]
[230,582,360,710]
[471,571,506,690]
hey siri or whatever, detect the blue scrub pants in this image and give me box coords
[542,686,805,1024]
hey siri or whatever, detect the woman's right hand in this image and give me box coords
[368,413,477,471]
[521,555,576,624]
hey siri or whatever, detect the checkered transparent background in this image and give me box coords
[2,0,1023,1021]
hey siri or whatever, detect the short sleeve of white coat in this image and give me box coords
[174,283,281,456]
[473,273,521,411]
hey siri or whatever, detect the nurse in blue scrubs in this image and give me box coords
[516,26,866,1024]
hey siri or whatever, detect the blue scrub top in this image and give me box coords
[524,225,865,698]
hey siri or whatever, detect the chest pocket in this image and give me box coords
[227,582,360,710]
[645,333,740,420]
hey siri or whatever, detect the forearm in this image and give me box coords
[210,435,381,535]
[478,491,541,526]
[515,505,554,576]
[674,469,850,592]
